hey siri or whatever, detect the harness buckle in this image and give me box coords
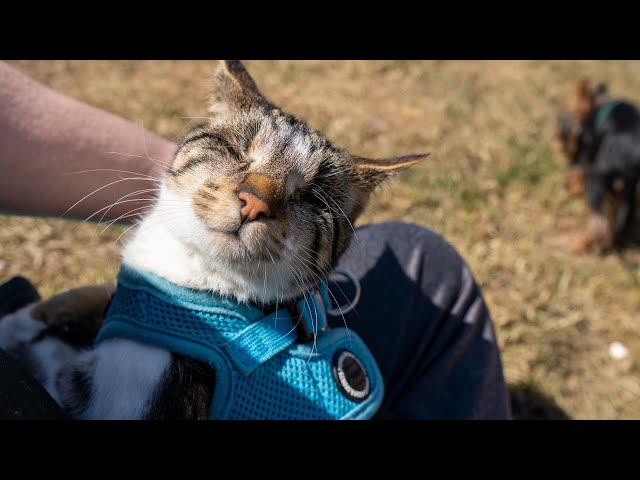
[288,287,329,343]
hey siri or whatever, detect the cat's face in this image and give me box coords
[161,61,426,303]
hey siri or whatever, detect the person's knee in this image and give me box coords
[346,222,509,419]
[357,221,467,267]
[356,221,477,304]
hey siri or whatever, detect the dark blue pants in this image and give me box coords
[329,222,511,419]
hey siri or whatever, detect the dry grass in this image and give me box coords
[3,60,640,419]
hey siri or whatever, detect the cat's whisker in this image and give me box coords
[285,262,319,367]
[287,253,352,346]
[114,220,143,243]
[290,248,325,280]
[84,185,184,233]
[113,210,194,244]
[289,253,332,299]
[96,197,154,230]
[113,215,190,244]
[287,260,312,296]
[60,176,159,219]
[95,199,190,235]
[103,205,192,233]
[87,188,163,227]
[169,116,211,142]
[312,186,361,250]
[140,124,167,171]
[63,168,162,181]
[309,188,336,214]
[262,263,267,316]
[89,199,156,237]
[308,191,336,249]
[106,151,171,170]
[292,247,354,316]
[95,189,188,227]
[265,250,301,305]
[314,167,352,180]
[288,247,321,271]
[83,196,152,227]
[296,246,325,267]
[273,264,287,329]
[325,194,360,246]
[179,116,213,121]
[177,117,211,135]
[276,264,309,342]
[98,214,151,238]
[99,204,191,236]
[226,124,252,144]
[295,260,321,364]
[135,206,192,221]
[311,182,364,209]
[293,245,356,312]
[271,261,309,342]
[265,248,277,270]
[262,255,288,323]
[99,205,162,235]
[186,129,248,151]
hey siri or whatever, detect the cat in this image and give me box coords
[0,60,427,419]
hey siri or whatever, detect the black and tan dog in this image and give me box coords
[557,79,640,252]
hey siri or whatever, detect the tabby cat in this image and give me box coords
[0,60,426,419]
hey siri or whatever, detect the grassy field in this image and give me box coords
[3,60,640,419]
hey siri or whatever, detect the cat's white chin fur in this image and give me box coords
[121,186,297,305]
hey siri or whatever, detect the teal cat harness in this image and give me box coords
[96,264,384,420]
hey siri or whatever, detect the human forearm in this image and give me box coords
[0,62,175,222]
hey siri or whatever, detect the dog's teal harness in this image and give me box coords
[96,264,384,420]
[595,101,622,129]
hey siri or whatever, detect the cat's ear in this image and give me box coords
[351,153,429,190]
[209,60,266,115]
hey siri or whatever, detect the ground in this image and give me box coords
[3,60,640,419]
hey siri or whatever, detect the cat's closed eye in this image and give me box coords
[299,186,328,209]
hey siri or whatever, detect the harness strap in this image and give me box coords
[226,286,330,374]
[594,101,622,129]
[290,285,330,343]
[97,263,332,375]
[224,311,297,375]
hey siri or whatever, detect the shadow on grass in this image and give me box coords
[509,383,571,420]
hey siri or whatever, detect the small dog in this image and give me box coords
[557,79,640,252]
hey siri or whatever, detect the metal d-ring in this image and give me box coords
[326,267,361,316]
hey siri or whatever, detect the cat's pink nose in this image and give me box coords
[238,191,272,223]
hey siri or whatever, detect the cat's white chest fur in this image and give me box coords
[121,191,206,288]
